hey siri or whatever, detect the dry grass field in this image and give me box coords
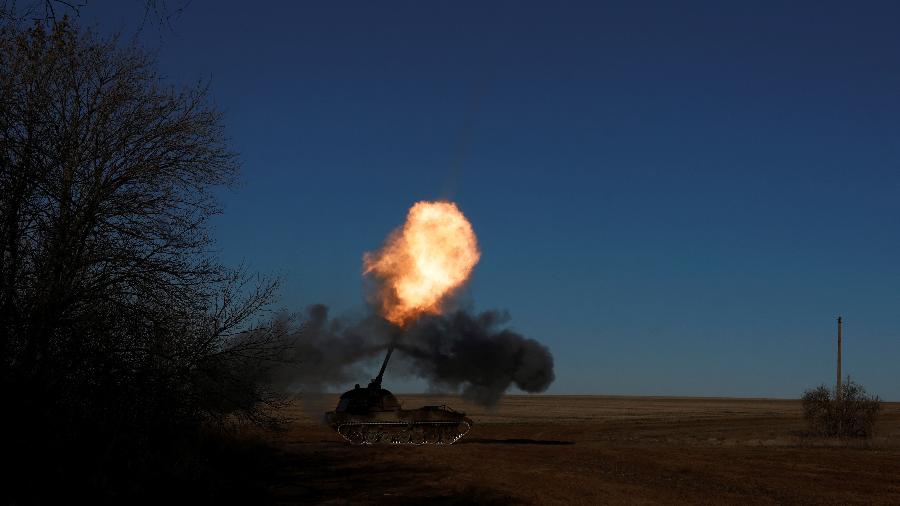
[261,395,900,505]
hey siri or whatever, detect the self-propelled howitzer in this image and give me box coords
[324,345,473,445]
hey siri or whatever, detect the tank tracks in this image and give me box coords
[335,421,472,445]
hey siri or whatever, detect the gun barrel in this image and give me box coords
[372,344,394,387]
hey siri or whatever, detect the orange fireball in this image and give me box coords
[364,201,480,326]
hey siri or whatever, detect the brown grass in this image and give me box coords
[262,394,900,505]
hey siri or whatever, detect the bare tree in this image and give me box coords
[0,19,284,500]
[1,1,190,29]
[1,1,85,24]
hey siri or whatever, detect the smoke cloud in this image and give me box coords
[269,305,392,390]
[272,304,554,407]
[400,310,555,405]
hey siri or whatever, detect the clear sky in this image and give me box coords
[86,1,900,399]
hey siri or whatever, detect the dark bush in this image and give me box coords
[801,379,881,438]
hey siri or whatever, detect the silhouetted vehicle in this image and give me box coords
[325,347,473,445]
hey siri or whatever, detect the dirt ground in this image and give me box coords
[263,395,900,505]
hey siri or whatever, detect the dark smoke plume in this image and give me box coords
[399,310,555,405]
[268,305,393,390]
[272,305,554,406]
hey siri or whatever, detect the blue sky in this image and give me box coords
[87,1,900,399]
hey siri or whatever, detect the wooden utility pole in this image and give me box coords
[836,316,842,400]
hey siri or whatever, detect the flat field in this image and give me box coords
[265,395,900,505]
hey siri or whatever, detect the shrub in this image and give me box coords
[801,379,881,438]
